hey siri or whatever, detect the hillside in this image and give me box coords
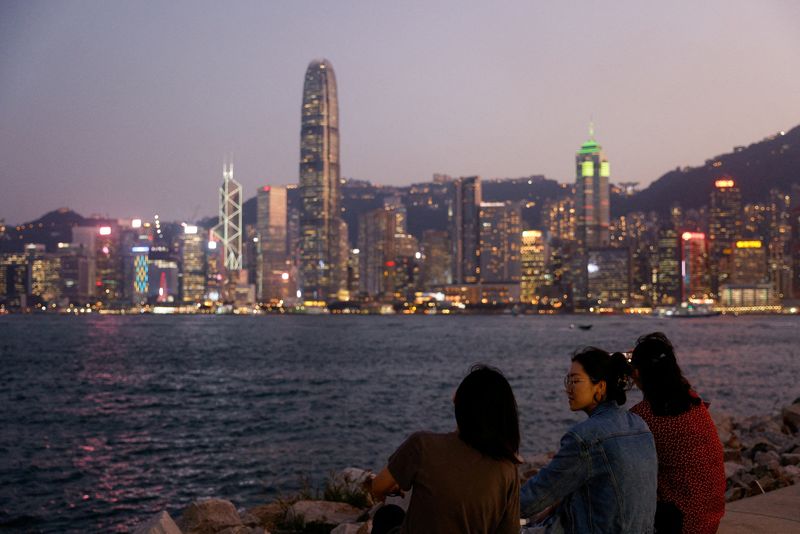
[613,125,800,216]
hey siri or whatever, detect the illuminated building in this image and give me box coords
[575,125,610,307]
[766,189,793,300]
[587,247,630,308]
[26,244,61,304]
[0,253,28,306]
[731,240,767,284]
[520,230,549,304]
[180,225,205,302]
[449,176,481,284]
[575,124,610,249]
[256,185,290,302]
[358,207,401,298]
[72,224,121,304]
[545,193,576,242]
[57,242,94,304]
[479,201,522,283]
[213,162,243,272]
[132,245,149,305]
[718,283,780,312]
[299,59,346,301]
[680,232,710,302]
[419,230,451,290]
[654,228,681,305]
[709,178,742,293]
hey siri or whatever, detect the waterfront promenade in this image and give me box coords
[719,483,800,533]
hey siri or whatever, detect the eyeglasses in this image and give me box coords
[563,375,589,390]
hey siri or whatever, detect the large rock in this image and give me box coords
[288,500,362,526]
[711,410,734,445]
[179,499,243,534]
[133,510,183,534]
[332,467,372,495]
[724,462,746,480]
[782,402,800,433]
[246,502,284,529]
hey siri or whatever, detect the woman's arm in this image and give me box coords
[367,466,403,503]
[520,431,589,518]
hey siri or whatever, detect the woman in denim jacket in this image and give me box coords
[520,348,657,533]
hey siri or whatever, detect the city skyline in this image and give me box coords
[2,1,800,224]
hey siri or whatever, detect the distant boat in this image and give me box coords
[654,303,721,318]
[570,323,593,330]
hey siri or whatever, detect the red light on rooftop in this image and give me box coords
[715,179,735,188]
[263,186,271,191]
[385,260,396,267]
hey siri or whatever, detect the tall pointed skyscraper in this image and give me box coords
[299,59,346,301]
[214,161,243,272]
[574,124,610,308]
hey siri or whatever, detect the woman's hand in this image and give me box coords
[368,467,404,502]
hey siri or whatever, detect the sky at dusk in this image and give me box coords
[1,1,800,225]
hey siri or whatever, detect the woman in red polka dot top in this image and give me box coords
[629,332,726,534]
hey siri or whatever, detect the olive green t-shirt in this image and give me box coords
[387,431,520,534]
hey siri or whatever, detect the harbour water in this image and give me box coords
[1,314,798,532]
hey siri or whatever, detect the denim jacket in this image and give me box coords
[520,402,657,533]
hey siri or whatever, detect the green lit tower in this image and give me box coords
[574,123,611,308]
[576,123,610,249]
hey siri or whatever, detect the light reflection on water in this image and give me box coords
[0,314,797,532]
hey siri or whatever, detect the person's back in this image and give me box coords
[630,332,726,533]
[369,365,522,534]
[388,431,520,534]
[522,402,657,533]
[631,398,725,533]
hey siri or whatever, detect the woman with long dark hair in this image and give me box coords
[630,332,725,534]
[520,348,657,533]
[369,364,521,533]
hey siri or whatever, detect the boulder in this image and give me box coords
[133,510,183,534]
[782,402,800,433]
[178,499,243,534]
[724,462,746,480]
[781,453,800,466]
[754,450,781,472]
[288,500,362,527]
[711,411,734,445]
[332,467,373,495]
[247,502,284,529]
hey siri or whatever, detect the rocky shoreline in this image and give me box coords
[133,399,800,534]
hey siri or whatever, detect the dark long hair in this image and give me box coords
[454,364,520,463]
[631,332,700,416]
[571,347,632,405]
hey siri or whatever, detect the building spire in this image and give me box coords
[588,119,595,140]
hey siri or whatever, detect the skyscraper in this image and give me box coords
[574,125,610,308]
[575,125,610,250]
[449,176,481,284]
[299,59,346,301]
[680,231,710,302]
[256,185,289,303]
[214,162,243,272]
[479,201,522,283]
[520,230,548,304]
[709,178,742,293]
